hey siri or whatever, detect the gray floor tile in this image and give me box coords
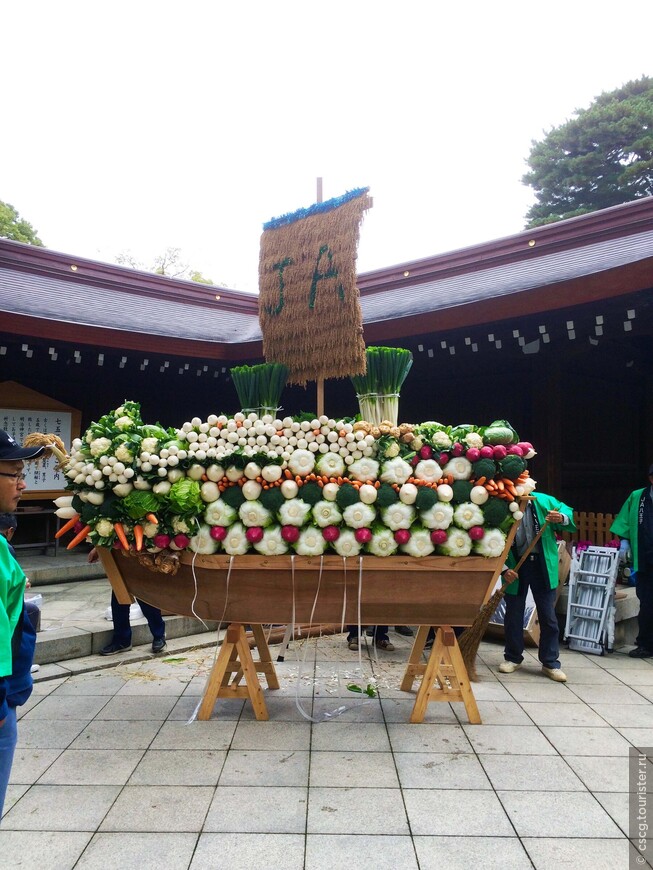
[589,704,653,728]
[150,719,237,750]
[75,832,198,869]
[115,676,191,695]
[191,832,305,868]
[463,724,557,755]
[22,695,112,721]
[3,785,121,831]
[311,696,384,723]
[386,723,472,754]
[94,695,178,720]
[541,725,633,756]
[465,680,514,702]
[2,784,29,816]
[307,786,409,834]
[305,833,418,869]
[498,790,622,837]
[219,749,310,787]
[17,719,88,748]
[231,720,311,750]
[564,755,631,792]
[52,674,127,695]
[395,751,491,789]
[560,667,623,685]
[522,836,634,869]
[39,748,144,785]
[311,721,391,752]
[602,668,653,686]
[174,696,244,721]
[520,701,608,727]
[503,681,580,703]
[0,831,93,870]
[309,749,399,788]
[454,700,533,725]
[9,747,63,784]
[70,719,162,750]
[240,694,316,722]
[129,749,226,785]
[616,727,653,749]
[99,785,214,832]
[479,753,586,791]
[593,791,630,834]
[414,835,532,869]
[568,684,651,705]
[381,697,458,723]
[204,785,307,833]
[404,788,514,836]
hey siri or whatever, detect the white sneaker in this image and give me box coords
[542,666,567,682]
[498,660,522,674]
[30,664,40,674]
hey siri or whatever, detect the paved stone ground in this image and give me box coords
[1,632,651,869]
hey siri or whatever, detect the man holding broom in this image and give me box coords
[498,492,575,682]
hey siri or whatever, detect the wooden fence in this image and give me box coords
[560,512,616,548]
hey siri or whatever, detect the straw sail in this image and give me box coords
[258,188,371,386]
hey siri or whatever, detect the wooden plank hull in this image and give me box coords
[97,550,509,626]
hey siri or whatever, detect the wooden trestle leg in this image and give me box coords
[401,626,482,725]
[197,623,280,721]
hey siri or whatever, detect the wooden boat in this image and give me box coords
[97,516,520,726]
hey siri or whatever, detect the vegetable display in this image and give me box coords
[350,346,413,426]
[54,402,537,562]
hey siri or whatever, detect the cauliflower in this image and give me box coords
[89,437,112,457]
[114,415,134,430]
[114,443,134,463]
[141,437,159,453]
[464,432,483,449]
[171,517,191,534]
[95,519,114,538]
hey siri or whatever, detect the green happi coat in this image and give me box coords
[610,487,651,572]
[0,534,26,677]
[504,491,576,595]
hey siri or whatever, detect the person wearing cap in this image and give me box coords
[0,429,45,820]
[499,491,576,682]
[611,465,653,658]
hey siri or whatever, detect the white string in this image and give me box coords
[187,554,234,724]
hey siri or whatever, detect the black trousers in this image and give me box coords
[635,568,653,650]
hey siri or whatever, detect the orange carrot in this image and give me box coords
[145,513,158,525]
[114,522,129,549]
[475,476,487,486]
[66,524,91,550]
[133,524,144,551]
[201,474,208,481]
[55,514,81,539]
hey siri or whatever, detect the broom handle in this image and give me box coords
[510,519,550,576]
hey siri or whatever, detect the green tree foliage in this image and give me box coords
[116,246,216,285]
[0,200,44,245]
[523,76,653,228]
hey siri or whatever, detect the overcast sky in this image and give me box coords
[2,1,651,294]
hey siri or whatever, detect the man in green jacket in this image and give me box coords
[611,465,653,658]
[499,491,576,682]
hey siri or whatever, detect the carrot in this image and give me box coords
[496,480,505,491]
[446,474,454,485]
[146,513,158,525]
[475,476,487,486]
[55,514,81,539]
[66,524,91,550]
[133,524,144,551]
[201,474,208,481]
[114,522,129,549]
[284,469,293,479]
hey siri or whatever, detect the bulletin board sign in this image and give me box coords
[0,382,81,500]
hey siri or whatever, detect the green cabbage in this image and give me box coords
[122,490,160,519]
[168,478,203,514]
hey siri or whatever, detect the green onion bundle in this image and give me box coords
[230,363,289,415]
[351,346,413,425]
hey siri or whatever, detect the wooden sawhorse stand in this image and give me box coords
[401,625,481,724]
[197,623,280,721]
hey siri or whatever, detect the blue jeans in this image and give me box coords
[503,555,561,669]
[110,592,166,646]
[0,706,17,822]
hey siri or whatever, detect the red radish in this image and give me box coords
[507,445,524,456]
[430,529,448,545]
[517,441,533,454]
[468,526,485,541]
[411,454,420,467]
[355,528,373,544]
[281,525,300,543]
[246,526,264,543]
[492,445,507,460]
[419,445,433,460]
[153,533,171,549]
[322,525,340,542]
[438,452,449,464]
[72,520,85,534]
[451,442,464,457]
[210,525,227,541]
[173,533,190,549]
[465,447,481,462]
[480,446,494,459]
[394,529,411,545]
[112,538,124,549]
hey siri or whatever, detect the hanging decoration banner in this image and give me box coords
[258,187,371,386]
